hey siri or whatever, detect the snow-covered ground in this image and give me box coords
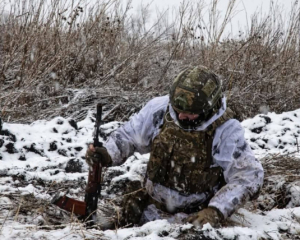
[1,108,300,240]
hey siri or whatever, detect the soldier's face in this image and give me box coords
[175,110,203,130]
[177,112,200,121]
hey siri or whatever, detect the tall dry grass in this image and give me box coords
[0,0,300,122]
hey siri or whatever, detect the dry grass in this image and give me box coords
[1,0,300,122]
[262,154,300,179]
[0,192,110,239]
[256,154,300,210]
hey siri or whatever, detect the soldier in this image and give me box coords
[86,66,264,228]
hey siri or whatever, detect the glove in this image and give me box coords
[185,207,224,228]
[85,144,112,167]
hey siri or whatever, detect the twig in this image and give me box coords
[0,210,10,236]
[102,104,121,121]
[25,96,69,105]
[16,12,30,18]
[70,204,75,228]
[12,222,87,231]
[78,217,86,239]
[264,230,276,238]
[83,209,98,224]
[109,187,145,202]
[45,181,56,195]
[14,200,22,222]
[57,232,77,240]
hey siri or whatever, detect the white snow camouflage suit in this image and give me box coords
[104,95,264,223]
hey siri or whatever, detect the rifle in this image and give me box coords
[52,104,103,227]
[84,103,103,225]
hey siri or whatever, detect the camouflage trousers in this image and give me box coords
[119,187,213,227]
[120,188,192,227]
[97,185,212,230]
[96,187,150,229]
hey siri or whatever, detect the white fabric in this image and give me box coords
[208,119,264,218]
[140,204,188,225]
[105,95,168,165]
[104,95,264,219]
[145,179,210,212]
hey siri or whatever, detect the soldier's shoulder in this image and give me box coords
[147,95,169,105]
[145,95,169,111]
[216,118,244,138]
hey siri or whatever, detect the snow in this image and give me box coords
[1,108,300,239]
[242,109,300,157]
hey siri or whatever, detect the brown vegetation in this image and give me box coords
[1,0,300,123]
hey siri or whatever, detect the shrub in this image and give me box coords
[0,0,299,122]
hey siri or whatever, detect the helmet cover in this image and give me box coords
[170,66,222,117]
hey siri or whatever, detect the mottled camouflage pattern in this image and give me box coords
[120,188,149,226]
[147,108,234,197]
[118,109,234,224]
[170,66,222,114]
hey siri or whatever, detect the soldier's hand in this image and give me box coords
[185,207,224,228]
[85,144,112,167]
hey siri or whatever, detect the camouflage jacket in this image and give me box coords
[104,95,264,219]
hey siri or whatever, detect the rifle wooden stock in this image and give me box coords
[51,195,86,216]
[51,161,102,218]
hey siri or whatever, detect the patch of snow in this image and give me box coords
[2,108,300,239]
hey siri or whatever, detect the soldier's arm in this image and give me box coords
[208,119,264,219]
[104,95,169,165]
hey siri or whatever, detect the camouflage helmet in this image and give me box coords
[170,66,222,116]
